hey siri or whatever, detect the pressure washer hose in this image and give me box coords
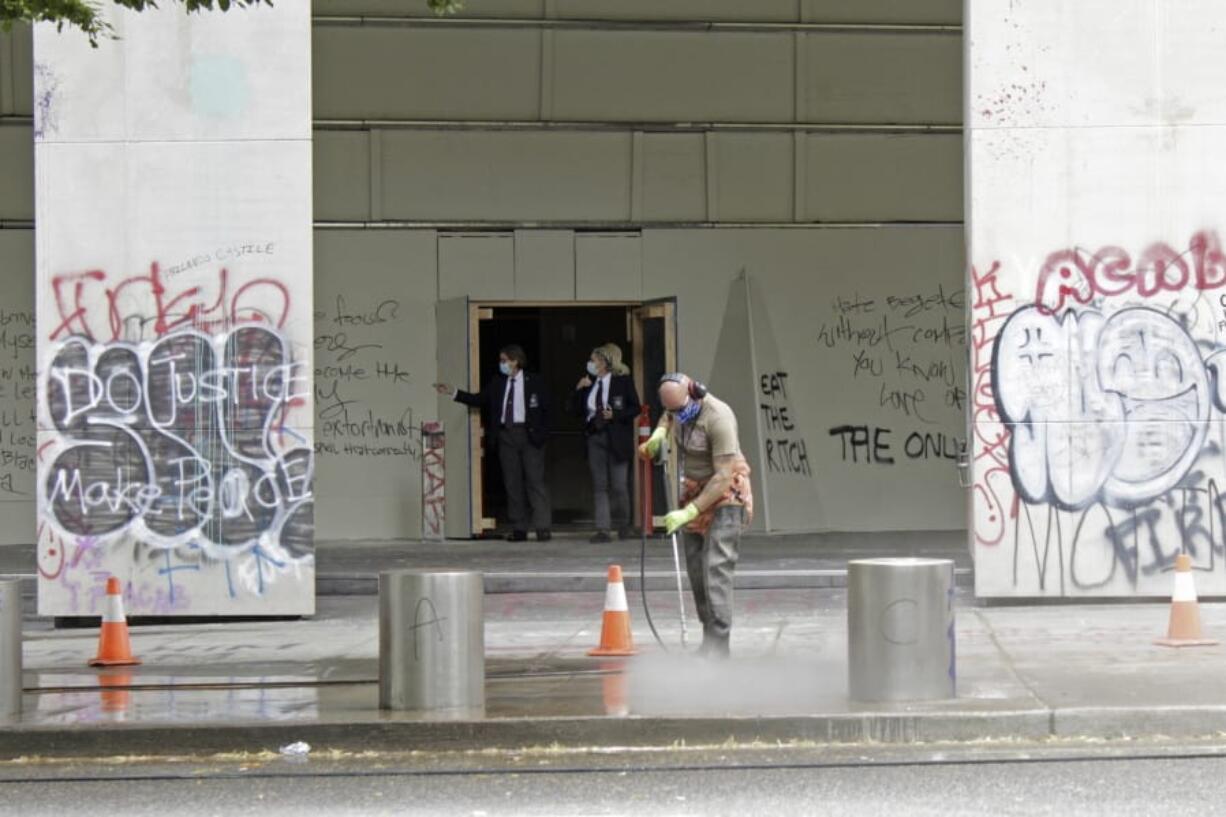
[639,520,668,651]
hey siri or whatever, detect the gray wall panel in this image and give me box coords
[314,229,438,540]
[711,133,795,222]
[639,133,706,221]
[0,124,32,220]
[576,233,641,300]
[803,33,961,124]
[313,0,546,17]
[439,232,515,299]
[380,130,631,221]
[804,133,963,222]
[514,230,575,300]
[314,130,371,221]
[551,31,794,123]
[801,0,961,25]
[313,27,541,120]
[0,229,34,546]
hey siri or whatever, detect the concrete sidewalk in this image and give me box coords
[5,589,1226,759]
[0,530,972,598]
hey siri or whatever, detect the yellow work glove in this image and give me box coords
[638,426,667,460]
[664,503,700,535]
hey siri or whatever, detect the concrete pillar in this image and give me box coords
[33,4,315,616]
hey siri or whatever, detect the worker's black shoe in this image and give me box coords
[536,529,552,542]
[698,631,731,660]
[506,530,528,542]
[590,531,612,544]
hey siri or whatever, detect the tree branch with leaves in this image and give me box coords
[1,0,463,46]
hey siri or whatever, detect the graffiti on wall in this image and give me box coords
[978,231,1226,594]
[38,259,314,614]
[820,284,968,468]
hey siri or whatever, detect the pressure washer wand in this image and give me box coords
[662,438,690,649]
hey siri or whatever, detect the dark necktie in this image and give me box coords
[503,378,514,426]
[596,380,605,415]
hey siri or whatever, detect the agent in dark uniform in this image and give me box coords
[435,344,552,541]
[570,344,640,543]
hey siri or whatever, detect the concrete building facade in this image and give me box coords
[0,1,968,614]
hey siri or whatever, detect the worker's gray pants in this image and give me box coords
[681,505,744,646]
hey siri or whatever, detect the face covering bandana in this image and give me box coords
[586,361,600,376]
[499,361,512,376]
[674,399,701,425]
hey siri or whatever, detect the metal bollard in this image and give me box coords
[379,570,484,713]
[0,579,21,718]
[848,558,955,702]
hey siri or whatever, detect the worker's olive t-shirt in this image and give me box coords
[674,395,740,483]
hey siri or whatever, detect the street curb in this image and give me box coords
[0,709,1050,759]
[8,703,1226,759]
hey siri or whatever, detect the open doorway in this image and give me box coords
[478,305,632,531]
[437,298,676,538]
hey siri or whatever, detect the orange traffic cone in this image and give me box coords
[588,565,637,657]
[1156,553,1218,648]
[89,577,141,667]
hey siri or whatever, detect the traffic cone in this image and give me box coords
[89,577,141,667]
[1155,553,1218,648]
[588,565,637,657]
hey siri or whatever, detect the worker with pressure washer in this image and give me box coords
[639,373,753,658]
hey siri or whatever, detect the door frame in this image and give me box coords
[466,299,667,537]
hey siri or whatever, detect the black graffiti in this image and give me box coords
[829,425,895,465]
[43,327,313,555]
[759,371,812,477]
[766,438,812,476]
[903,431,963,462]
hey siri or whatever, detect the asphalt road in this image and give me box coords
[1,742,1223,816]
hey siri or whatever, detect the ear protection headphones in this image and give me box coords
[659,372,708,400]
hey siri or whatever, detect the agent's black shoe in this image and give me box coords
[617,528,636,540]
[536,529,552,542]
[506,530,528,542]
[590,531,613,544]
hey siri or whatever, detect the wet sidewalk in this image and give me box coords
[0,530,972,598]
[6,589,1226,758]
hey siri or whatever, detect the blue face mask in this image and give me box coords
[674,399,701,425]
[499,361,512,376]
[586,361,600,377]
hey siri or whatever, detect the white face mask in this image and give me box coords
[499,361,512,376]
[586,361,600,377]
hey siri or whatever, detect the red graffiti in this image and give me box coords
[1034,231,1226,313]
[49,263,290,342]
[422,422,446,539]
[35,522,66,581]
[970,261,1016,547]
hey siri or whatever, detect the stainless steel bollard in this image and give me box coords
[379,570,484,712]
[848,558,955,702]
[0,580,21,718]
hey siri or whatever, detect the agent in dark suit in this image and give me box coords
[570,343,640,543]
[435,344,552,542]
